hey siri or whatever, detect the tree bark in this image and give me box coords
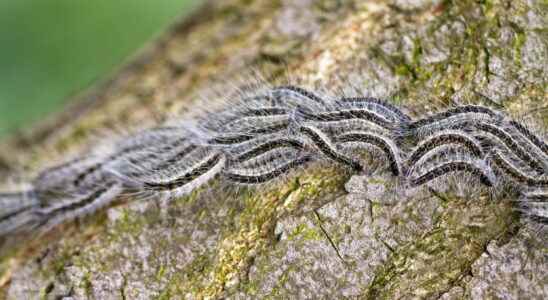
[1,0,546,299]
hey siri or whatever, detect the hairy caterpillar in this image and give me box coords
[0,85,547,243]
[409,158,496,187]
[0,191,37,235]
[296,105,394,131]
[34,182,123,234]
[508,120,548,157]
[406,105,503,132]
[516,187,548,224]
[406,130,484,172]
[231,137,306,164]
[270,85,324,105]
[335,131,402,176]
[223,154,313,184]
[488,150,548,187]
[473,122,546,173]
[299,124,363,171]
[209,121,289,145]
[337,97,411,123]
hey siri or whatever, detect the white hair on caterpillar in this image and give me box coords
[0,77,546,243]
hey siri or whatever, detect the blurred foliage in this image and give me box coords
[0,0,198,138]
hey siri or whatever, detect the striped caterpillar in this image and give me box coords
[0,85,547,242]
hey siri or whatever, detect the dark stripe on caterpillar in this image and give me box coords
[408,105,502,131]
[489,150,548,187]
[241,107,290,117]
[233,139,305,163]
[508,120,548,156]
[223,155,313,184]
[148,145,199,173]
[410,160,495,187]
[338,97,411,122]
[142,152,224,191]
[474,122,546,173]
[0,192,36,222]
[36,182,117,217]
[271,85,324,103]
[336,131,401,176]
[296,107,393,130]
[72,133,189,187]
[299,125,363,171]
[209,122,289,145]
[407,130,484,169]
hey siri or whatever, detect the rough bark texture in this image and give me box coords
[0,0,546,299]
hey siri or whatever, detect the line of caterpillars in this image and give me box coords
[0,85,547,238]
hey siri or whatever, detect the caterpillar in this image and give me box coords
[295,105,394,131]
[488,150,548,187]
[514,187,548,225]
[299,124,363,171]
[406,105,503,132]
[231,137,306,164]
[337,97,411,123]
[223,154,313,184]
[0,85,546,241]
[0,191,38,235]
[409,158,496,187]
[335,131,402,176]
[508,120,548,157]
[34,182,123,234]
[473,122,546,173]
[270,85,324,104]
[112,148,226,199]
[406,130,484,172]
[209,121,290,145]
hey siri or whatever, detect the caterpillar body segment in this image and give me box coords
[514,200,548,224]
[337,97,411,123]
[299,124,363,171]
[140,153,225,191]
[295,106,395,131]
[32,156,103,195]
[406,130,484,171]
[405,144,457,176]
[224,114,291,134]
[223,154,313,184]
[231,138,306,164]
[0,191,40,236]
[270,85,325,104]
[473,122,546,174]
[34,182,124,234]
[488,150,548,187]
[111,148,226,199]
[409,159,496,188]
[407,105,503,132]
[225,147,306,181]
[404,109,500,139]
[208,121,290,145]
[35,182,119,216]
[520,187,548,201]
[335,131,402,176]
[508,120,548,157]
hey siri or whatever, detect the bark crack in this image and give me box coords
[313,210,347,266]
[120,273,128,300]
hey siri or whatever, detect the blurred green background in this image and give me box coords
[0,0,199,138]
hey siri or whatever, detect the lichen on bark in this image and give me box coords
[1,0,546,299]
